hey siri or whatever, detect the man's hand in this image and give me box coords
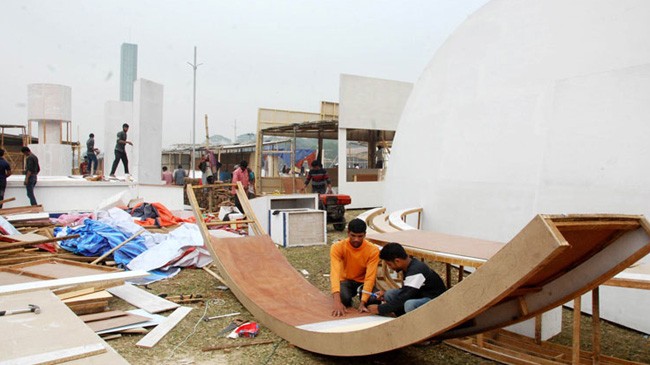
[331,293,347,317]
[375,290,385,301]
[367,304,380,315]
[127,141,133,146]
[332,301,347,317]
[358,302,369,313]
[23,180,28,186]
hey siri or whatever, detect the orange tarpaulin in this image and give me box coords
[131,202,196,227]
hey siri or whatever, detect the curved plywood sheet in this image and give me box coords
[209,214,650,356]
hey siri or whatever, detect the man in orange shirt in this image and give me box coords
[330,218,380,316]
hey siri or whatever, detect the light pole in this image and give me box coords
[187,46,202,178]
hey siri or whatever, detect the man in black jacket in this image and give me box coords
[367,242,446,317]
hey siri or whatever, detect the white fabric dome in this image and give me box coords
[385,0,650,242]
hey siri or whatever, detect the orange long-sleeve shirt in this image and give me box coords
[330,238,379,303]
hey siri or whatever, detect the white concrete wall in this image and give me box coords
[28,144,72,176]
[132,79,164,184]
[337,75,412,208]
[104,100,133,175]
[27,84,71,122]
[339,74,412,130]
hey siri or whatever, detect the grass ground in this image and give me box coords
[109,210,650,364]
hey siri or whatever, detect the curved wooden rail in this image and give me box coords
[388,207,422,230]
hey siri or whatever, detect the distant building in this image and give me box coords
[120,43,138,101]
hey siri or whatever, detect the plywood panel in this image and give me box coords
[0,290,128,364]
[107,283,179,313]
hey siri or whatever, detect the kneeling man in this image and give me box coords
[368,242,447,317]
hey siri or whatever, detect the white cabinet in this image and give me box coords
[249,194,319,235]
[269,209,326,247]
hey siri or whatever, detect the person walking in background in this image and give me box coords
[231,160,250,213]
[173,164,187,186]
[300,160,332,194]
[0,149,12,208]
[109,123,133,177]
[21,147,40,206]
[161,166,173,185]
[86,133,99,175]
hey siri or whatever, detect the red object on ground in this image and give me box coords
[319,194,351,206]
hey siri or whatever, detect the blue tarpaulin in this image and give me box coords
[56,219,147,267]
[276,149,314,169]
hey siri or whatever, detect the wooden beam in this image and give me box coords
[106,283,179,314]
[592,287,601,364]
[0,270,148,295]
[572,297,581,365]
[202,339,276,352]
[0,205,43,215]
[0,234,80,250]
[135,306,192,348]
[90,229,145,265]
[0,197,16,205]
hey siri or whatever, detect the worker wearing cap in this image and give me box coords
[330,218,379,316]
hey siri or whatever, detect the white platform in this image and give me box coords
[5,176,184,213]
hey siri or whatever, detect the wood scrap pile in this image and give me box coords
[191,182,236,213]
[0,205,93,266]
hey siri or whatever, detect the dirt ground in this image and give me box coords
[109,210,650,364]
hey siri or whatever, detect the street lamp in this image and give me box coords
[187,46,202,178]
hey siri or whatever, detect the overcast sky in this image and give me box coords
[1,0,489,147]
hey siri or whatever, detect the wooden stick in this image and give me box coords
[91,229,146,265]
[0,234,80,250]
[202,339,276,352]
[202,266,228,287]
[0,197,16,204]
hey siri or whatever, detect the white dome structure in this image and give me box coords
[385,0,650,243]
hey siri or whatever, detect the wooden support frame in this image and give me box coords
[445,286,641,365]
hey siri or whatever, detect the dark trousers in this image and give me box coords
[87,153,98,174]
[26,175,37,206]
[234,194,244,215]
[0,179,6,209]
[110,150,129,175]
[339,280,379,307]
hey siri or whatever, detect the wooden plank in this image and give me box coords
[79,310,128,323]
[136,306,192,348]
[0,343,106,365]
[0,205,43,215]
[5,212,50,222]
[572,297,581,364]
[57,287,96,300]
[0,197,15,205]
[90,228,146,265]
[62,290,112,305]
[9,258,120,278]
[107,283,180,313]
[0,234,80,250]
[85,312,152,333]
[0,270,149,295]
[202,339,276,352]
